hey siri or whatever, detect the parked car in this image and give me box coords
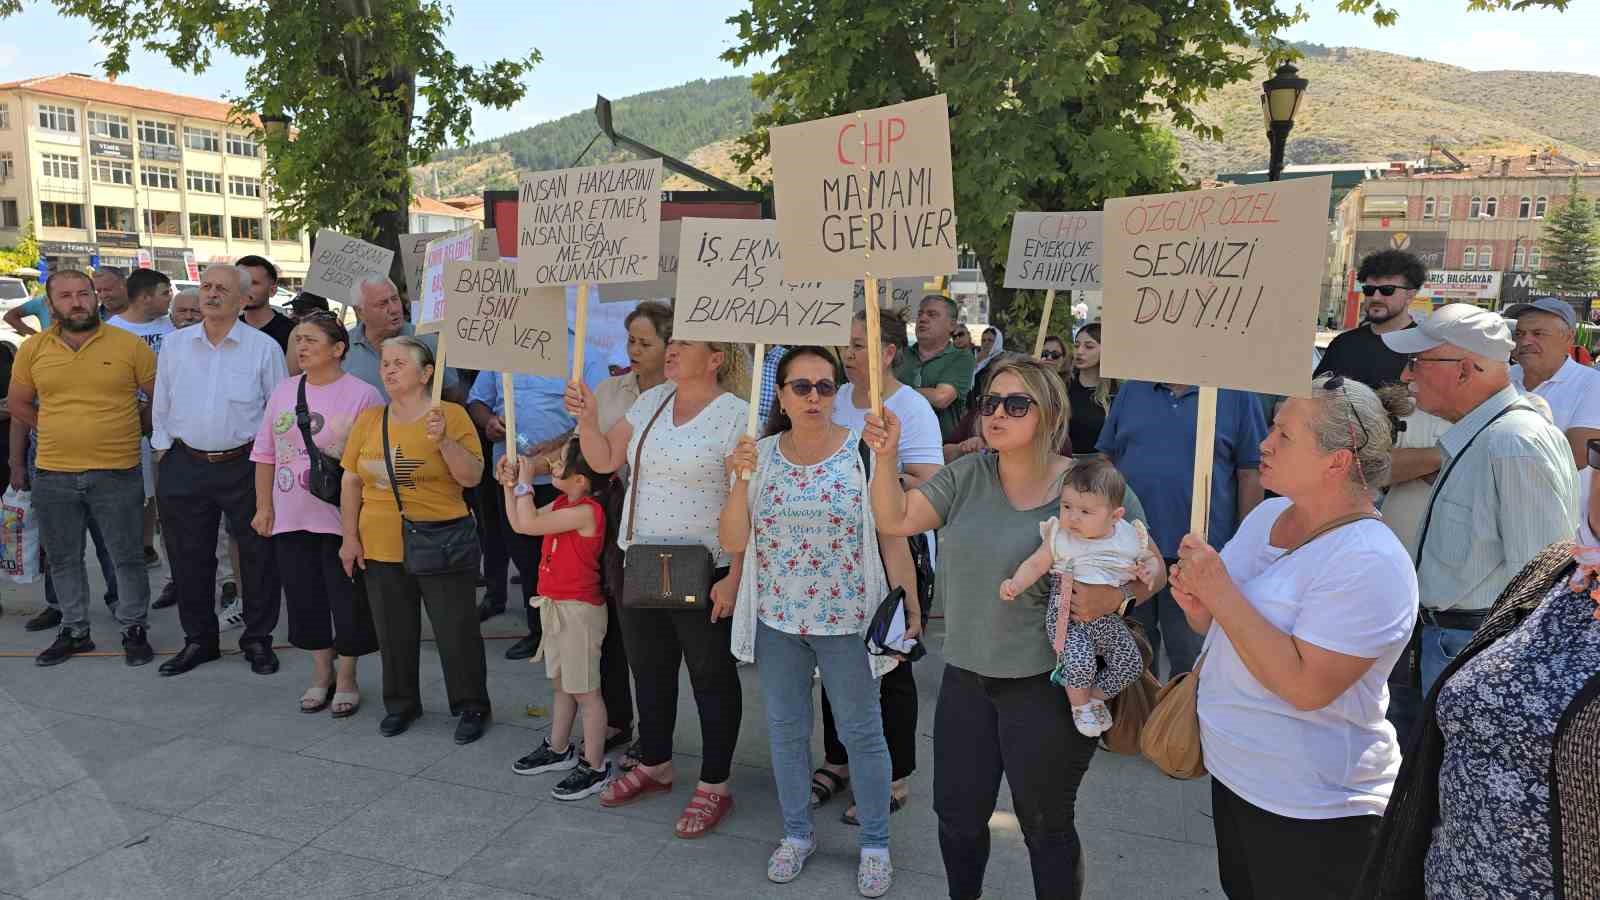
[0,277,30,312]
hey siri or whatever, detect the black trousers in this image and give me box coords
[934,664,1096,900]
[363,561,489,717]
[501,482,557,640]
[275,530,378,657]
[471,436,508,609]
[1210,779,1379,900]
[821,658,918,781]
[619,566,740,784]
[600,586,634,733]
[156,449,280,650]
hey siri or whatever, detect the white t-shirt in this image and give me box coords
[1378,409,1451,555]
[620,382,745,567]
[832,382,942,468]
[107,314,176,355]
[1044,516,1146,585]
[1511,357,1600,433]
[1198,497,1419,820]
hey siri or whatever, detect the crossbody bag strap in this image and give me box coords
[381,405,406,520]
[1278,511,1381,562]
[295,374,320,458]
[624,391,676,543]
[1414,401,1531,561]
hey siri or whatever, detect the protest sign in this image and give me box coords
[515,158,663,287]
[673,219,853,346]
[1004,212,1103,291]
[852,276,937,318]
[476,228,500,261]
[415,228,479,332]
[599,221,682,302]
[304,229,395,303]
[400,231,446,299]
[440,261,568,380]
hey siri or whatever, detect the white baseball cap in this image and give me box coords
[1381,303,1515,360]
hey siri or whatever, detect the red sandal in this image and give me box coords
[674,788,733,839]
[600,766,672,808]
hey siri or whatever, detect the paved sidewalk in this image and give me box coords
[0,564,1220,899]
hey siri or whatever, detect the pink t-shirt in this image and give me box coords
[251,373,384,536]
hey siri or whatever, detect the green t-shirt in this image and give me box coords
[894,342,975,442]
[919,453,1149,679]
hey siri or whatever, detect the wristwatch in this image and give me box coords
[514,483,534,497]
[1118,584,1136,617]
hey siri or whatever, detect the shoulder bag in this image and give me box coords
[297,375,344,505]
[620,391,713,609]
[381,406,480,578]
[1139,510,1380,779]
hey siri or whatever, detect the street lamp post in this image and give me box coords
[1262,63,1308,183]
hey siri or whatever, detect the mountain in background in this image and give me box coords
[413,47,1600,198]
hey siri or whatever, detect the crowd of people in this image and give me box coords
[3,244,1597,899]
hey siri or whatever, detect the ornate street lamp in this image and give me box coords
[1261,63,1308,182]
[259,112,291,143]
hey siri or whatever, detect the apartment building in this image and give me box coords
[0,73,311,285]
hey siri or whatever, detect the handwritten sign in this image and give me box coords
[1100,176,1332,398]
[476,228,500,261]
[769,95,957,281]
[399,231,446,300]
[852,277,938,318]
[415,228,479,331]
[672,218,853,345]
[304,229,395,303]
[598,221,682,302]
[516,159,662,287]
[1004,212,1104,290]
[440,261,569,378]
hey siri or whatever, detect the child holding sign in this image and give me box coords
[1000,459,1157,737]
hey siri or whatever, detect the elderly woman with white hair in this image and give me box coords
[152,263,289,676]
[343,274,460,402]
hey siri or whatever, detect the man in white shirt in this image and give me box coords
[1507,297,1600,469]
[152,264,288,677]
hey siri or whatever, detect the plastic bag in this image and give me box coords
[1,487,42,584]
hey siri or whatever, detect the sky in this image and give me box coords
[0,0,1595,144]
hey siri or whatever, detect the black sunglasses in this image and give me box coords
[1323,375,1370,454]
[783,378,837,398]
[1040,350,1064,360]
[1360,284,1413,297]
[977,392,1037,418]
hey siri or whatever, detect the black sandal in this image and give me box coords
[810,768,848,809]
[841,793,906,826]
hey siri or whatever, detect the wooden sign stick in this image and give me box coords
[1190,386,1218,536]
[864,277,884,416]
[502,371,518,458]
[571,280,591,382]
[742,342,766,481]
[430,343,447,406]
[1033,288,1057,357]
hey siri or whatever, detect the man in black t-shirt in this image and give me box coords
[236,255,297,352]
[1314,249,1428,390]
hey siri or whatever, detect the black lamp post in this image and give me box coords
[259,112,291,143]
[1262,63,1308,182]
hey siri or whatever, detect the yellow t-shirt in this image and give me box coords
[341,402,483,563]
[11,324,157,472]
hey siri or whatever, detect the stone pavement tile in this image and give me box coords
[1076,749,1193,844]
[647,829,951,900]
[1081,825,1222,898]
[68,735,298,816]
[298,713,462,775]
[453,803,669,899]
[0,697,76,746]
[315,777,534,876]
[0,791,167,894]
[0,716,180,813]
[207,703,364,754]
[387,878,537,899]
[23,818,298,900]
[181,754,405,844]
[1181,776,1219,847]
[220,847,438,899]
[414,720,558,799]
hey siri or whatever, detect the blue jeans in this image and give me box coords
[33,468,149,634]
[1420,623,1475,697]
[755,622,892,850]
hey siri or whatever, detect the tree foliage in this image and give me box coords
[0,220,41,280]
[1538,174,1600,294]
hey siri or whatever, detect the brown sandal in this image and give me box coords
[674,788,733,839]
[600,766,672,808]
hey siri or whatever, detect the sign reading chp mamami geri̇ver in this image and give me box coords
[415,228,479,331]
[1003,211,1104,290]
[598,220,682,302]
[304,229,395,303]
[769,95,957,281]
[672,219,854,346]
[1100,176,1332,398]
[440,261,569,379]
[516,159,663,286]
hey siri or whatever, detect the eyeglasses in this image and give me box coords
[1040,350,1064,360]
[1360,284,1413,297]
[1402,355,1467,372]
[783,378,837,398]
[1323,375,1371,491]
[977,393,1037,418]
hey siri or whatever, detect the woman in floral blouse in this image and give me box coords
[720,346,919,898]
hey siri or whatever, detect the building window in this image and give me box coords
[0,152,12,179]
[40,153,80,180]
[1438,197,1452,220]
[91,159,134,185]
[270,221,302,243]
[140,165,179,190]
[1483,197,1498,218]
[1534,196,1548,218]
[186,170,222,194]
[1463,247,1476,268]
[1478,245,1493,269]
[1468,196,1481,219]
[36,104,77,133]
[94,205,135,233]
[88,111,130,140]
[230,216,263,241]
[0,102,9,130]
[189,212,223,239]
[225,132,259,157]
[1518,196,1532,219]
[1513,246,1526,269]
[1422,196,1435,219]
[185,127,220,152]
[0,200,18,228]
[40,202,84,229]
[227,175,262,198]
[1529,246,1543,269]
[143,209,181,236]
[136,119,177,146]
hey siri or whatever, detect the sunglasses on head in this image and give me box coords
[1360,284,1412,297]
[783,378,837,398]
[977,392,1037,418]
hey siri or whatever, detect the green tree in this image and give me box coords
[0,219,41,279]
[0,0,537,293]
[1538,174,1600,296]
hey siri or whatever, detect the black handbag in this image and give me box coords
[857,439,925,660]
[620,391,713,609]
[381,406,481,578]
[297,375,344,505]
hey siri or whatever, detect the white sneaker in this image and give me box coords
[1071,704,1105,738]
[1090,699,1115,733]
[219,599,245,632]
[767,838,816,884]
[858,850,893,898]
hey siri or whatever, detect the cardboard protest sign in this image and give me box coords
[476,228,500,261]
[399,231,446,299]
[599,221,682,302]
[516,159,663,287]
[1100,176,1332,399]
[1004,212,1104,290]
[440,261,569,379]
[769,95,957,281]
[415,228,479,332]
[672,218,853,346]
[852,277,938,318]
[304,229,395,303]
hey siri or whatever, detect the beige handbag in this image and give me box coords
[1138,511,1379,779]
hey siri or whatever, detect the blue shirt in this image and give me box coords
[467,331,610,481]
[1097,381,1267,558]
[18,296,51,329]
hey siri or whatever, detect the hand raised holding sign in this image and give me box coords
[863,408,902,458]
[724,435,759,481]
[563,381,600,430]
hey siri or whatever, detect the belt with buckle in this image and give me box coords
[174,440,252,464]
[1419,607,1488,631]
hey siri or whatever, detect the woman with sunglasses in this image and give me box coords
[1166,375,1418,899]
[866,357,1164,899]
[720,346,917,896]
[1039,334,1069,375]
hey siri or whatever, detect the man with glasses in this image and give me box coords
[1315,249,1426,390]
[1507,297,1600,471]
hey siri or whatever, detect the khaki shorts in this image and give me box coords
[531,596,607,694]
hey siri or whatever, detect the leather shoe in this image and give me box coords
[159,642,221,676]
[25,607,62,632]
[241,644,280,675]
[504,635,539,660]
[151,581,178,610]
[477,601,505,623]
[454,709,489,745]
[380,710,420,737]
